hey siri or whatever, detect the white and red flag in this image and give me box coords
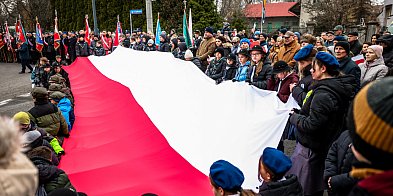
[60,48,298,195]
[54,10,61,50]
[113,15,122,47]
[84,15,91,45]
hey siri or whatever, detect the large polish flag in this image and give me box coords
[60,47,298,195]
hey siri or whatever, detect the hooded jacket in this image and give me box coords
[28,100,69,137]
[57,97,72,130]
[289,75,357,153]
[358,57,388,87]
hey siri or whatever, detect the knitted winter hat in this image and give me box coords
[335,41,350,55]
[13,112,30,125]
[368,45,383,58]
[22,130,42,148]
[348,77,393,170]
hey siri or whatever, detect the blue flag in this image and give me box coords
[155,13,161,47]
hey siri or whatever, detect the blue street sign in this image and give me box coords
[130,9,143,15]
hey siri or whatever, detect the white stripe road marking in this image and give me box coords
[0,99,13,106]
[17,93,31,98]
[0,93,31,106]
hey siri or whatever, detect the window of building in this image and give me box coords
[387,5,392,17]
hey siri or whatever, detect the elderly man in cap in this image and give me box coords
[275,31,301,68]
[196,27,216,72]
[334,25,345,36]
[27,87,69,139]
[348,32,362,56]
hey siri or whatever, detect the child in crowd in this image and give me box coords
[258,147,303,196]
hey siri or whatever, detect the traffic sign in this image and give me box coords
[130,9,143,15]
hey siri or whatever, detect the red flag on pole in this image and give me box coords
[85,15,91,46]
[114,15,122,47]
[54,10,61,50]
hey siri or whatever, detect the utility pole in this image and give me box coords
[92,0,99,35]
[146,0,153,33]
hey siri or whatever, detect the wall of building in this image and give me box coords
[248,16,300,33]
[378,0,393,31]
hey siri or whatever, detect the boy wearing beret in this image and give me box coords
[258,147,302,196]
[209,160,255,196]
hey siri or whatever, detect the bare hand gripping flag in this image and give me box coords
[60,47,297,195]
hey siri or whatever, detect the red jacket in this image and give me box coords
[267,72,299,103]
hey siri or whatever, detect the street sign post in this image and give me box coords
[130,9,143,35]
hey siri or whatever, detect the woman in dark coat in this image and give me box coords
[287,52,357,196]
[291,44,317,106]
[246,45,272,90]
[324,130,357,196]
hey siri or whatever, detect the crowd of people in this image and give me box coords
[1,24,393,196]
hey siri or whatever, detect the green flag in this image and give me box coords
[183,11,192,48]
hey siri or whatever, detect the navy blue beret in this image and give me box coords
[334,36,347,42]
[262,147,292,175]
[315,52,339,70]
[294,44,314,61]
[210,160,244,190]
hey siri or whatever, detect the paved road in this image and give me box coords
[0,63,34,117]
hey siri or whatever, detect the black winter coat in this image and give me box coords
[379,35,393,68]
[246,58,273,89]
[350,40,362,56]
[338,56,361,92]
[159,42,170,52]
[289,75,357,153]
[292,65,313,107]
[68,37,77,61]
[223,64,238,81]
[206,57,227,80]
[324,130,357,196]
[93,46,106,56]
[75,41,90,57]
[258,175,303,196]
[144,45,156,51]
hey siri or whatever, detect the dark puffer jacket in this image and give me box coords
[206,57,227,81]
[292,64,313,106]
[289,75,357,154]
[31,157,74,194]
[258,174,303,196]
[338,56,361,92]
[223,64,238,81]
[246,57,273,89]
[324,130,357,196]
[28,101,69,137]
